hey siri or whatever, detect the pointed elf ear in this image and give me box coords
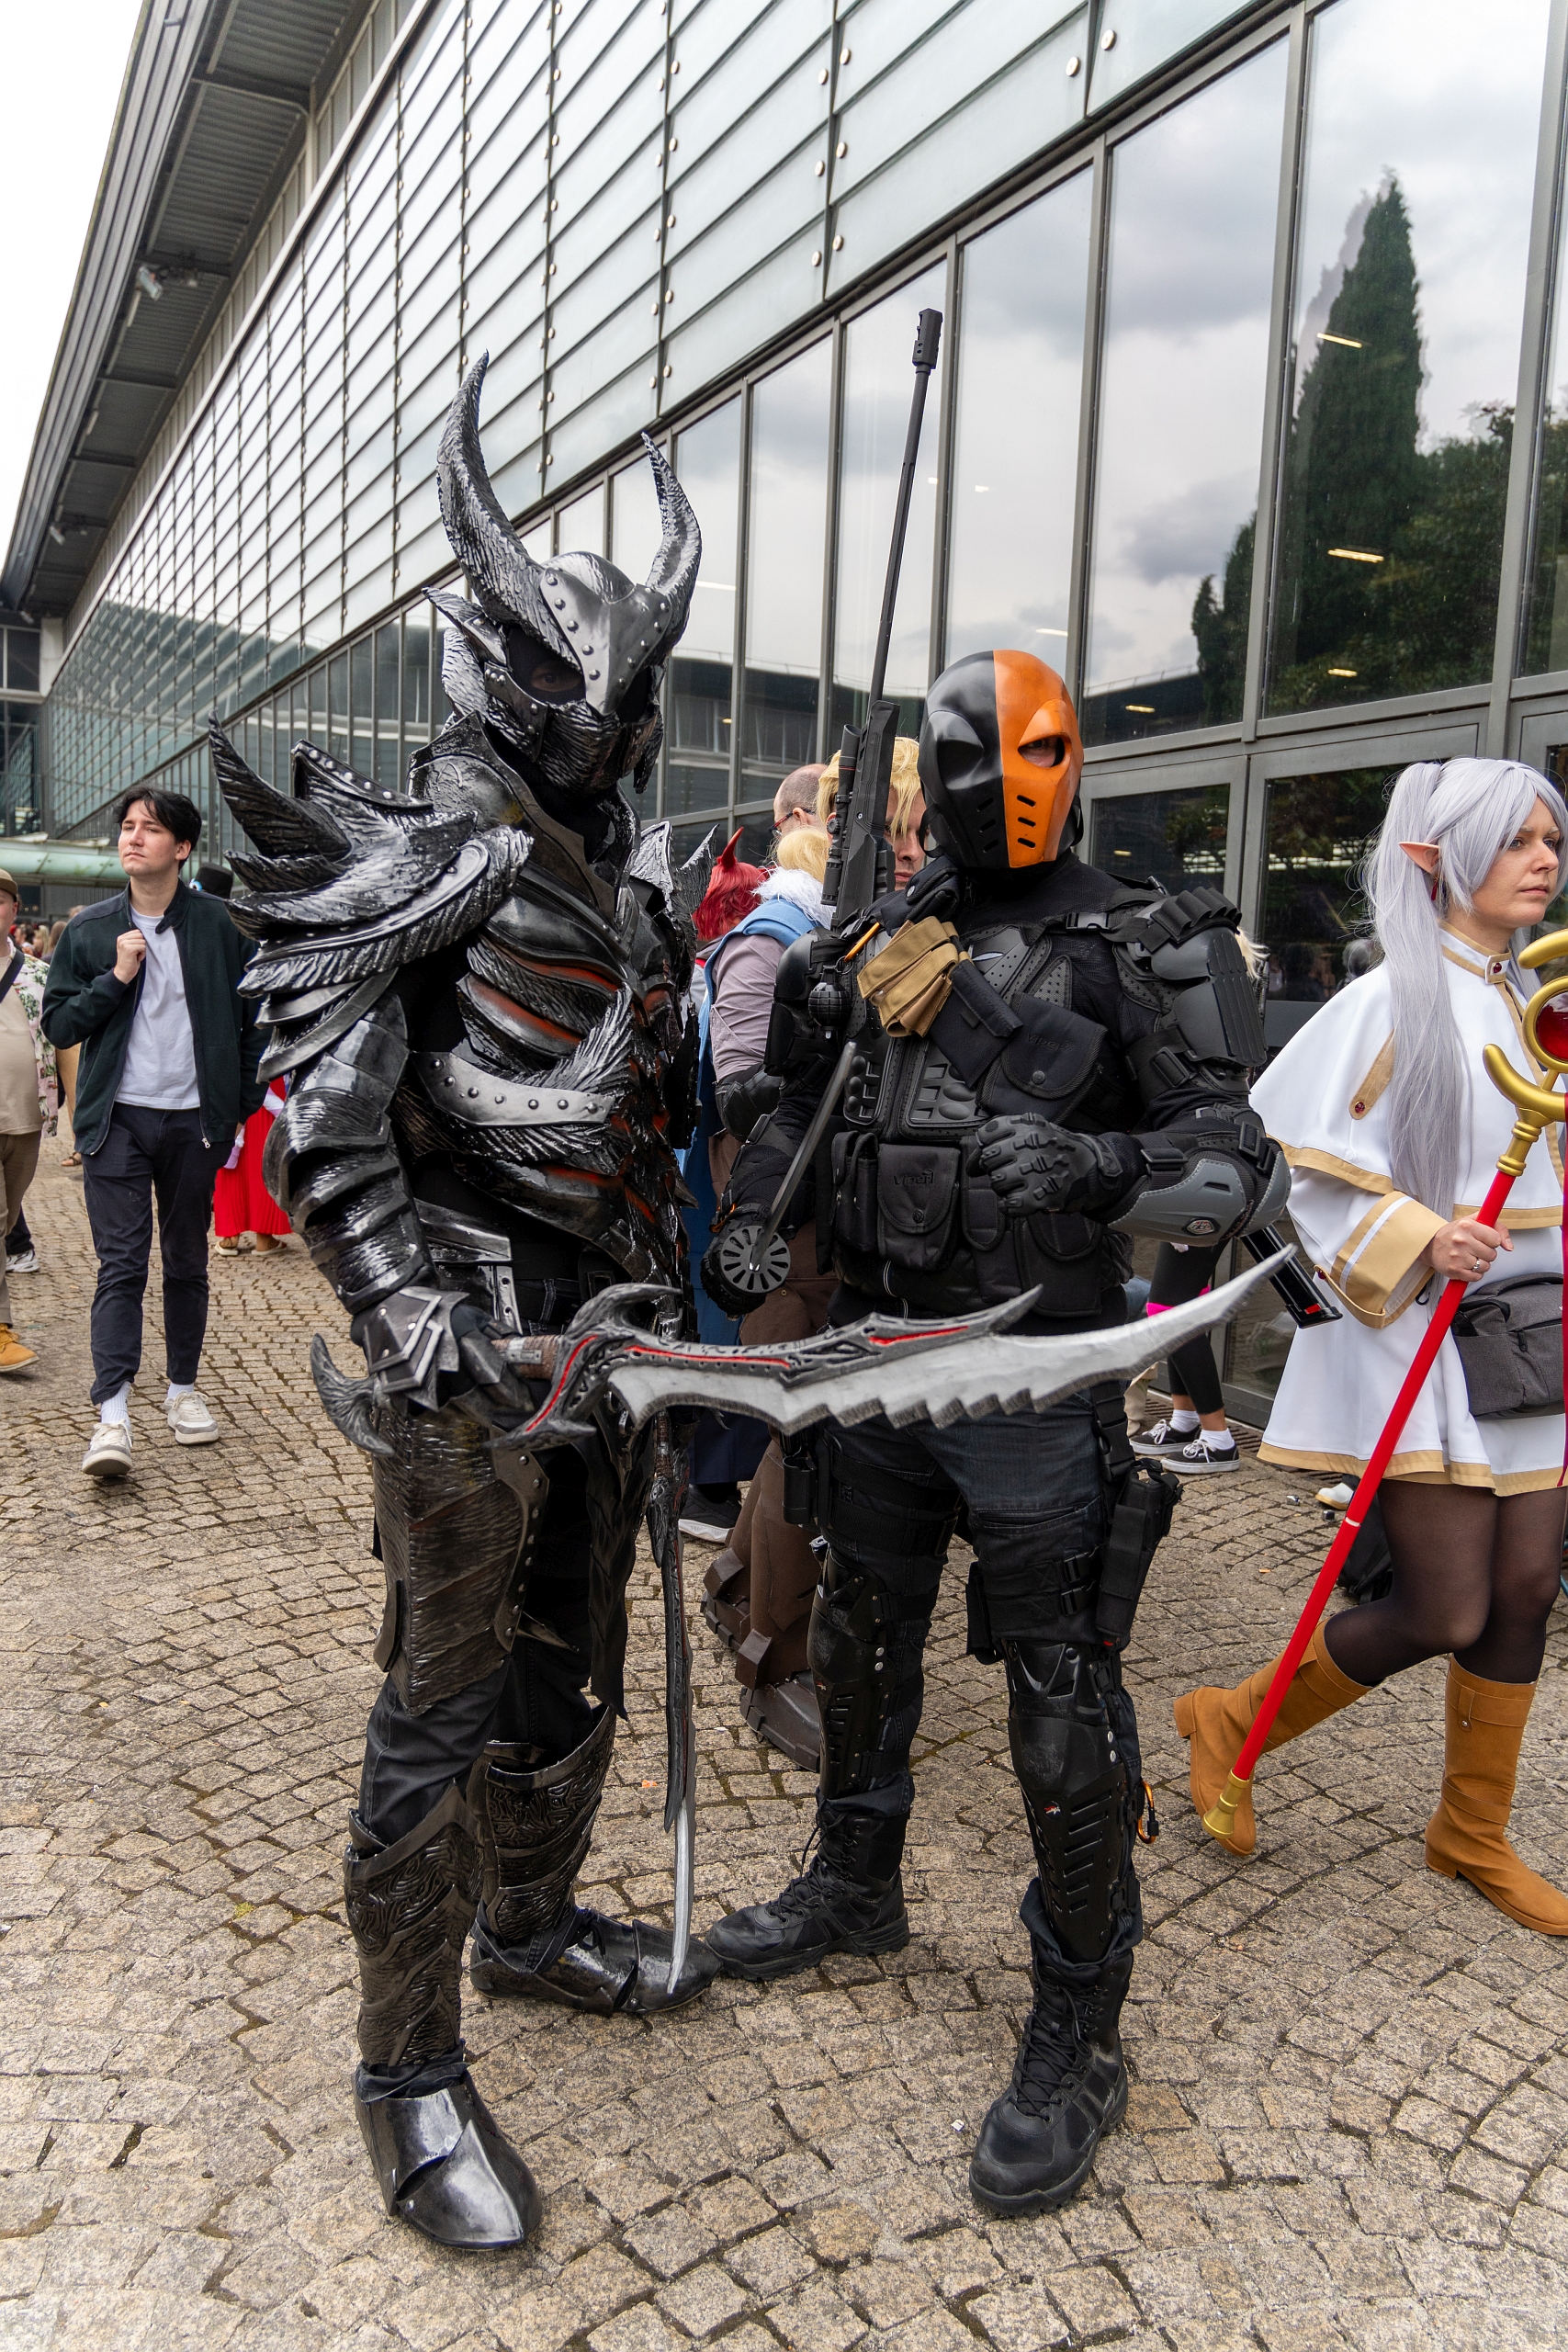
[1400,841,1442,876]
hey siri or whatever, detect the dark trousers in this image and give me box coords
[1152,1240,1226,1414]
[358,1445,598,1848]
[82,1104,222,1405]
[819,1396,1143,1970]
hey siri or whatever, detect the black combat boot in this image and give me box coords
[468,1702,718,2014]
[969,1942,1133,2215]
[345,1784,541,2250]
[706,1796,909,1979]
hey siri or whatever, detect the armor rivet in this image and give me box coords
[528,1097,539,1108]
[468,1087,479,1098]
[558,1096,570,1108]
[495,1094,504,1103]
[589,670,601,680]
[546,571,557,583]
[567,618,579,630]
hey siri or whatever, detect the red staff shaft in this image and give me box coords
[1201,1165,1519,1844]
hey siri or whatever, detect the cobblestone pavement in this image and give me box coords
[4,1142,1568,2352]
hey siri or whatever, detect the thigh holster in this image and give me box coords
[344,1782,481,2069]
[466,1702,615,1954]
[807,1552,900,1801]
[1004,1642,1132,1969]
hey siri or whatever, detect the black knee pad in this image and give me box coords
[807,1551,937,1800]
[1004,1641,1134,1968]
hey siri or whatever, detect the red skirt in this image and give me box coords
[214,1103,290,1238]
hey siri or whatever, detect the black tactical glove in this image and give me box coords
[973,1115,1144,1220]
[716,1065,782,1143]
[903,851,963,924]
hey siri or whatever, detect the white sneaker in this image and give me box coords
[83,1421,132,1480]
[6,1246,39,1273]
[167,1390,220,1445]
[1315,1479,1355,1509]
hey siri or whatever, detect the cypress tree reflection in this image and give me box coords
[1265,177,1511,712]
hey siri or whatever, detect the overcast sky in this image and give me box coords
[1,2,144,576]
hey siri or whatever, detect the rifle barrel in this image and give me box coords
[868,308,942,707]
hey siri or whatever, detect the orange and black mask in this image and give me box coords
[917,650,1084,872]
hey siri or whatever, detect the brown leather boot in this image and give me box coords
[1425,1663,1568,1934]
[0,1325,38,1374]
[1173,1622,1370,1856]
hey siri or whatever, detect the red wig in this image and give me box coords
[694,829,766,943]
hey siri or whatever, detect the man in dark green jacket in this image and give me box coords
[43,786,263,1477]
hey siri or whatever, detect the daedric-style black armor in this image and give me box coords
[218,356,718,2252]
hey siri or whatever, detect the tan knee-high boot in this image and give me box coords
[1425,1663,1568,1934]
[1173,1623,1371,1857]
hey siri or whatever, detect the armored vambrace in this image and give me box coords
[266,989,434,1313]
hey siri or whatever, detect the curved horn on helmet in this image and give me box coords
[640,433,701,629]
[437,355,543,620]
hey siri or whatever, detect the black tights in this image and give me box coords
[1323,1480,1565,1688]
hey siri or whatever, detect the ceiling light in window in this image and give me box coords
[1124,704,1156,715]
[1327,547,1382,562]
[1326,666,1358,676]
[1317,333,1363,348]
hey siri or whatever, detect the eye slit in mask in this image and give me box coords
[1019,735,1066,769]
[504,624,582,704]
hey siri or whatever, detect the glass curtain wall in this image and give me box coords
[947,173,1092,668]
[1082,41,1289,745]
[1268,0,1551,713]
[47,0,1568,882]
[741,339,831,809]
[669,399,740,837]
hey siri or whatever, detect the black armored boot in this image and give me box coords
[969,1939,1133,2215]
[468,1702,718,2014]
[705,1792,909,1978]
[345,1784,541,2250]
[710,1549,926,1979]
[968,1637,1140,2214]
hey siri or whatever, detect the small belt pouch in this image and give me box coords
[875,1143,961,1272]
[830,1130,880,1257]
[1450,1273,1563,1418]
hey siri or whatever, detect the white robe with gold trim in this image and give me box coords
[1251,931,1564,1492]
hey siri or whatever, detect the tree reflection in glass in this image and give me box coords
[1089,785,1229,896]
[1261,765,1391,997]
[1267,0,1548,714]
[947,174,1091,673]
[1081,44,1286,746]
[742,340,831,797]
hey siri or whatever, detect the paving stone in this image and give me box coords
[5,1151,1568,2346]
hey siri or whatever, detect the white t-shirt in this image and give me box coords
[116,908,199,1111]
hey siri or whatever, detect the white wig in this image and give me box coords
[1366,757,1568,1216]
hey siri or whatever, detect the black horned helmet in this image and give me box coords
[432,354,701,798]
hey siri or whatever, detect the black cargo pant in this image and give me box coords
[816,1392,1144,1979]
[82,1104,223,1405]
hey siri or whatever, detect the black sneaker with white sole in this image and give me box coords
[1170,1431,1241,1474]
[1131,1419,1199,1458]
